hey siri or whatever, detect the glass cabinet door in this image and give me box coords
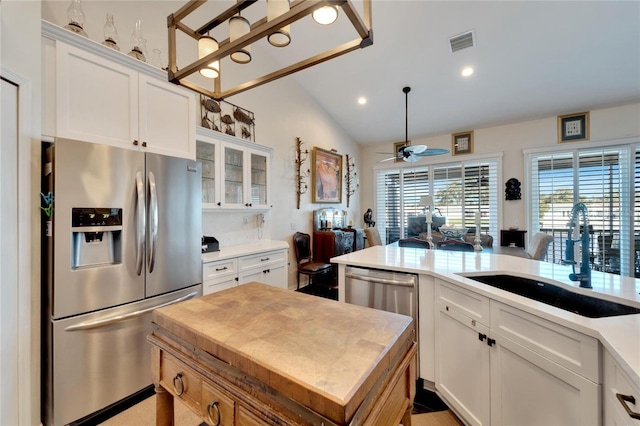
[250,151,268,207]
[224,146,244,206]
[196,141,217,207]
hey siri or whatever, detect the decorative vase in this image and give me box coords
[101,14,120,51]
[127,20,147,62]
[64,0,88,38]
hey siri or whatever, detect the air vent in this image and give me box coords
[449,30,475,53]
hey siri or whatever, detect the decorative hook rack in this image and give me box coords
[295,137,310,209]
[345,154,359,208]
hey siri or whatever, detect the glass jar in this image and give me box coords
[102,13,119,51]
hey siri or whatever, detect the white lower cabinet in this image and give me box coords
[434,279,601,426]
[603,349,640,425]
[203,248,288,295]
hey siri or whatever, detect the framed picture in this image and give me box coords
[312,147,342,203]
[558,112,589,143]
[452,131,474,155]
[393,140,410,163]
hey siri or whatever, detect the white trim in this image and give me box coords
[523,136,639,155]
[1,66,35,426]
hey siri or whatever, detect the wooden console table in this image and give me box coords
[148,283,416,425]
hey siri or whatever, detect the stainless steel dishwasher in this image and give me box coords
[344,266,419,373]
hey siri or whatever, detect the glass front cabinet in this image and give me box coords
[196,127,271,210]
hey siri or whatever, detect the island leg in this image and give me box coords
[155,383,174,426]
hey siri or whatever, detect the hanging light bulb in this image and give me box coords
[229,15,251,64]
[102,13,120,51]
[267,0,291,47]
[64,0,88,37]
[312,5,338,25]
[198,35,220,79]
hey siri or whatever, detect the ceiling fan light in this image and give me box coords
[267,0,291,47]
[312,6,338,25]
[198,35,219,78]
[229,15,251,64]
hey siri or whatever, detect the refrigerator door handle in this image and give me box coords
[135,171,145,276]
[63,291,199,331]
[148,171,158,274]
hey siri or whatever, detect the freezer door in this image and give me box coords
[145,153,202,297]
[44,286,200,426]
[51,139,145,318]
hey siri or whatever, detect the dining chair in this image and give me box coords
[398,237,432,248]
[527,233,554,260]
[364,227,383,246]
[436,239,474,251]
[292,232,333,290]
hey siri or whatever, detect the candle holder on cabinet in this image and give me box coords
[295,137,309,209]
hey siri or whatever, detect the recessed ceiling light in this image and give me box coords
[462,67,474,77]
[357,97,367,105]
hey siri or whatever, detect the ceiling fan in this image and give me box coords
[377,87,450,163]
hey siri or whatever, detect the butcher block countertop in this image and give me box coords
[149,282,416,425]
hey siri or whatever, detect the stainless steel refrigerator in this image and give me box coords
[42,138,202,426]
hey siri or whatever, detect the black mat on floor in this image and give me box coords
[295,284,338,300]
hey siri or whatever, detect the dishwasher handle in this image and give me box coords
[345,271,415,288]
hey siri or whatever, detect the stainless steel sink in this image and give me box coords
[463,274,640,318]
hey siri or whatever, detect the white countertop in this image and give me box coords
[332,245,640,385]
[202,240,289,263]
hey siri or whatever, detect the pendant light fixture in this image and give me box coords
[312,6,338,25]
[198,34,219,78]
[229,15,251,64]
[167,0,372,100]
[267,0,291,47]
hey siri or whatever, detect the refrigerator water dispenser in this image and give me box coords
[71,207,123,269]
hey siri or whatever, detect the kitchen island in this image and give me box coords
[148,282,417,425]
[332,246,640,425]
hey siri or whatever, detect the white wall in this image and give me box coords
[360,102,640,237]
[1,1,42,424]
[41,1,363,288]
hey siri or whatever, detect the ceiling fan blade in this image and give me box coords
[407,144,427,154]
[403,154,420,162]
[416,148,450,156]
[377,156,397,163]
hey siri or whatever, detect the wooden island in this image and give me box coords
[148,282,416,425]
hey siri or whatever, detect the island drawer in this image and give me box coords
[603,349,640,424]
[160,352,202,412]
[490,301,599,382]
[201,381,236,425]
[436,279,490,325]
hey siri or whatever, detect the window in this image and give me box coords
[375,158,500,244]
[528,144,638,277]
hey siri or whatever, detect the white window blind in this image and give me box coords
[375,158,500,243]
[529,145,635,276]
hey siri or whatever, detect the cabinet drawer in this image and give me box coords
[491,301,599,382]
[239,250,286,271]
[201,381,235,426]
[603,350,640,424]
[160,352,202,411]
[203,277,237,296]
[436,279,490,324]
[203,259,238,281]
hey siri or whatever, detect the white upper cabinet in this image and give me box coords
[42,21,195,160]
[197,126,272,211]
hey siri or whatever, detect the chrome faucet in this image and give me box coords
[565,202,592,288]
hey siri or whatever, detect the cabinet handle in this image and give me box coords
[445,306,449,311]
[616,393,640,420]
[206,400,221,426]
[487,338,496,347]
[234,277,238,281]
[172,373,184,396]
[142,141,147,147]
[217,202,221,206]
[215,267,228,271]
[263,269,270,274]
[261,257,270,261]
[478,333,487,342]
[133,140,139,146]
